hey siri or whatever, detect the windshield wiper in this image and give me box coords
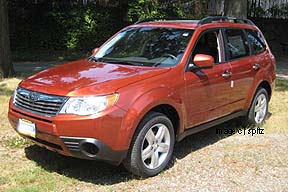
[109,60,144,66]
[89,57,144,66]
[153,62,161,67]
[89,57,106,62]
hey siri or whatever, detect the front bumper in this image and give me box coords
[8,101,128,165]
[61,136,127,164]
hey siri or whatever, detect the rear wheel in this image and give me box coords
[123,112,175,177]
[243,88,268,127]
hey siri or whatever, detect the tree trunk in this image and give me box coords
[194,0,208,19]
[224,0,247,19]
[0,0,14,78]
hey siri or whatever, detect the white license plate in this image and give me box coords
[17,118,36,138]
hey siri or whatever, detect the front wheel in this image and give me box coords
[123,112,175,177]
[243,88,269,127]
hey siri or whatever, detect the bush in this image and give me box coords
[9,2,127,51]
[127,0,195,22]
[8,0,207,52]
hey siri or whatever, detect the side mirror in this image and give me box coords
[91,48,99,55]
[189,54,214,70]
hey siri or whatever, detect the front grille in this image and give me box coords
[14,87,67,117]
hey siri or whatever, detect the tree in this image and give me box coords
[224,0,247,19]
[0,0,14,78]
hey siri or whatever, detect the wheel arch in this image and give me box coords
[126,102,183,148]
[147,104,180,139]
[257,81,272,101]
[118,87,185,152]
[245,80,272,109]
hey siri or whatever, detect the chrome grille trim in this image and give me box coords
[13,87,67,117]
[62,139,81,151]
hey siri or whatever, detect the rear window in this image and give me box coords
[246,29,266,55]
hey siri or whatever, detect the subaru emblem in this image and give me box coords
[29,92,39,102]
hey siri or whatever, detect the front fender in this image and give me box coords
[115,87,184,149]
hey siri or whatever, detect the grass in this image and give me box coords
[2,136,32,149]
[264,79,288,133]
[0,75,287,191]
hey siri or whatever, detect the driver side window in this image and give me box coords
[192,30,221,64]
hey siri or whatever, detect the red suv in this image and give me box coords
[8,16,276,177]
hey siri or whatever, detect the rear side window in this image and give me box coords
[225,29,249,60]
[246,30,266,55]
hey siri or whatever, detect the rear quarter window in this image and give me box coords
[246,29,266,55]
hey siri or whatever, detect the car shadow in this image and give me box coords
[24,145,135,184]
[24,118,244,185]
[169,118,242,167]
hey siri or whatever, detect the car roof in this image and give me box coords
[134,20,199,29]
[132,16,257,30]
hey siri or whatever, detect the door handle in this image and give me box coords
[222,71,232,77]
[253,63,260,70]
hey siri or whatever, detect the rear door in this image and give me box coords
[223,28,255,110]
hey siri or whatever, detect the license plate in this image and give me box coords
[17,118,36,138]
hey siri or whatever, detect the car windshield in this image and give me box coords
[92,27,194,67]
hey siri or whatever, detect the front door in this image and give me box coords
[184,29,233,128]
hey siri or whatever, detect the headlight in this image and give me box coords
[59,93,119,116]
[12,88,18,104]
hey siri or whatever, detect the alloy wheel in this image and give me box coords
[141,123,171,169]
[254,93,267,124]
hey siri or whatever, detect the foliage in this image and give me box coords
[8,1,127,51]
[267,3,288,18]
[128,0,182,22]
[48,7,120,50]
[248,1,288,18]
[7,0,210,52]
[252,6,266,17]
[127,0,207,22]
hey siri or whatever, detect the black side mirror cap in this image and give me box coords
[187,63,200,71]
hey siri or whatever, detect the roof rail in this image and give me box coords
[133,16,255,26]
[134,18,197,24]
[198,16,255,26]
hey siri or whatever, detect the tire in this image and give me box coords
[242,88,269,127]
[123,112,175,177]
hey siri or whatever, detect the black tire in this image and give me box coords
[123,112,175,177]
[242,88,269,127]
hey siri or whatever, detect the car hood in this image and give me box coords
[19,60,170,96]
